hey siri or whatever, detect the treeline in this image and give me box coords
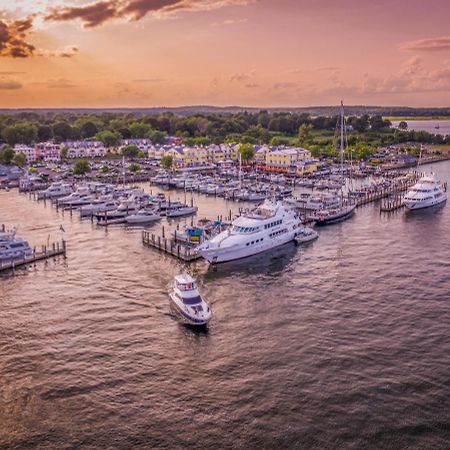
[0,111,449,156]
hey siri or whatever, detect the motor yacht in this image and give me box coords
[125,209,161,224]
[37,182,72,199]
[0,230,33,261]
[403,173,447,210]
[169,273,212,326]
[198,199,304,264]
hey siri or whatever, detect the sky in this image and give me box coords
[0,0,450,108]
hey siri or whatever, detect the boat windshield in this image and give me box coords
[182,295,202,305]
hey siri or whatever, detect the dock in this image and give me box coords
[0,240,67,272]
[142,230,201,262]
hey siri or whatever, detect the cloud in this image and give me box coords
[46,78,78,88]
[211,17,248,26]
[0,79,23,90]
[273,82,297,89]
[401,36,450,52]
[0,17,35,58]
[132,78,166,83]
[39,46,80,58]
[245,83,259,88]
[45,0,255,28]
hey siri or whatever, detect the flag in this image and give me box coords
[59,225,65,233]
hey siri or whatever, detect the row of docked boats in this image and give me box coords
[36,181,198,225]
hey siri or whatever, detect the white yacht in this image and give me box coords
[0,230,33,261]
[198,199,304,264]
[126,209,161,224]
[166,205,198,218]
[169,273,212,326]
[37,182,72,199]
[403,173,447,210]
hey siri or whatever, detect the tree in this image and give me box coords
[238,143,255,163]
[398,121,408,130]
[2,122,38,146]
[129,122,152,138]
[147,129,167,144]
[160,154,173,170]
[129,163,141,173]
[121,144,140,158]
[0,145,15,164]
[37,125,53,142]
[13,152,27,167]
[60,146,69,159]
[79,121,99,138]
[73,159,91,175]
[96,130,120,148]
[298,123,313,144]
[101,165,109,173]
[52,122,73,142]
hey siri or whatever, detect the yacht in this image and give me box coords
[125,209,161,224]
[403,173,447,210]
[79,197,117,217]
[166,205,198,218]
[198,199,304,264]
[169,273,212,326]
[37,182,72,199]
[294,227,319,243]
[0,230,33,261]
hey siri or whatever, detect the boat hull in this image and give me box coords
[169,294,211,326]
[404,196,447,210]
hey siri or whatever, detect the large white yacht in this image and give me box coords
[169,273,212,326]
[0,230,33,261]
[403,173,447,210]
[198,199,304,264]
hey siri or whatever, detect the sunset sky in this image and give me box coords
[1,0,450,108]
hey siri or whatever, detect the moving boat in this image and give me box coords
[198,199,306,264]
[169,273,212,326]
[403,173,447,210]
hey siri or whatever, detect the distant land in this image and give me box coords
[1,105,450,117]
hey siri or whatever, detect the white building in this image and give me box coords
[14,144,36,163]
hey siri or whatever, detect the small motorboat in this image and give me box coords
[169,273,212,326]
[126,209,161,224]
[294,227,318,244]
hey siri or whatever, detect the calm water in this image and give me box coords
[392,119,450,136]
[1,164,450,449]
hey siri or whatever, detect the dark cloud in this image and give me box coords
[401,36,450,52]
[0,17,35,58]
[0,79,23,90]
[45,1,120,28]
[45,0,255,27]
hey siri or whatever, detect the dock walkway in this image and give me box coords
[142,230,201,262]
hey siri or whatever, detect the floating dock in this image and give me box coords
[142,230,201,262]
[0,240,67,272]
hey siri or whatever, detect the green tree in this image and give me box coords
[147,129,167,144]
[2,122,38,146]
[60,146,69,159]
[101,165,109,173]
[0,145,15,164]
[121,144,140,158]
[96,130,121,148]
[160,154,173,170]
[37,125,53,142]
[73,159,91,175]
[298,123,313,144]
[79,121,99,138]
[129,163,141,173]
[52,122,73,142]
[398,121,408,130]
[238,143,255,163]
[129,122,152,138]
[13,152,27,167]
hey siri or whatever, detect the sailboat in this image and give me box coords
[310,101,356,225]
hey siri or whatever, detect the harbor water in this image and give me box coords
[1,162,450,449]
[392,119,450,136]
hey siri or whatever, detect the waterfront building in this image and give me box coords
[14,144,36,163]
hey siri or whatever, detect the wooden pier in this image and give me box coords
[142,230,201,262]
[0,240,67,272]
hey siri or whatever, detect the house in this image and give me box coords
[14,144,36,163]
[265,147,312,172]
[35,142,62,162]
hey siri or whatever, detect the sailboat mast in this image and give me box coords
[340,100,344,184]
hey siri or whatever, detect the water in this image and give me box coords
[392,119,450,136]
[1,164,450,449]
